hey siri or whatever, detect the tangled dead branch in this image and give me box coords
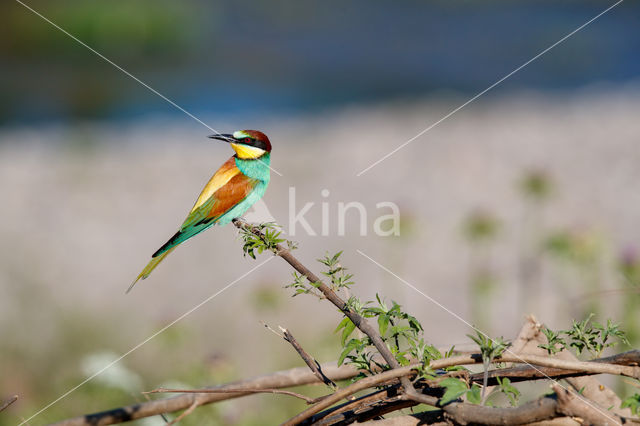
[49,222,640,425]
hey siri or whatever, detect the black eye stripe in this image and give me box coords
[241,137,268,151]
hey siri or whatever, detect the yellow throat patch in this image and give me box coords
[231,143,266,159]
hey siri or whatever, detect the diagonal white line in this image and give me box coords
[13,0,283,177]
[19,256,274,425]
[356,0,624,177]
[356,249,620,424]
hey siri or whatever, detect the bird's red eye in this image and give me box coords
[243,137,251,143]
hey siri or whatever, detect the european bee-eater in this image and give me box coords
[127,130,272,293]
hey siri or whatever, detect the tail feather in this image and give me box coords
[152,222,214,258]
[126,247,176,294]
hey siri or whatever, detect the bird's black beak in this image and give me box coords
[208,133,235,143]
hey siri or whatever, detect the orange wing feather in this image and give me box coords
[204,173,258,221]
[191,156,240,211]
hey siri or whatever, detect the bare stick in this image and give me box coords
[261,322,337,389]
[142,392,169,424]
[50,363,357,426]
[470,350,640,385]
[260,321,285,338]
[552,384,625,426]
[0,395,18,412]
[146,387,322,404]
[167,400,198,426]
[281,327,337,389]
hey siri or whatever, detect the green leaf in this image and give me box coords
[466,383,482,404]
[334,317,350,333]
[365,307,386,315]
[445,346,456,358]
[408,316,423,333]
[395,351,411,366]
[621,393,640,416]
[439,377,468,405]
[338,338,361,366]
[341,319,356,345]
[426,344,443,361]
[496,376,521,406]
[378,314,390,336]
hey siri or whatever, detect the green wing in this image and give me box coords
[152,174,259,257]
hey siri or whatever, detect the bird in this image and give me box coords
[127,130,272,293]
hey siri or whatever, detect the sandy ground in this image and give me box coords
[1,89,639,421]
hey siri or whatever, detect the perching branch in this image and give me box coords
[232,219,420,398]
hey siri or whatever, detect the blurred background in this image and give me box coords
[1,0,640,424]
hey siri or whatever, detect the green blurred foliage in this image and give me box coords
[544,229,603,266]
[250,283,283,312]
[618,247,640,348]
[1,1,199,60]
[0,0,204,121]
[519,169,553,202]
[462,210,500,244]
[462,211,501,331]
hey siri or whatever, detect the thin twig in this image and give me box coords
[145,387,323,404]
[260,321,285,339]
[142,392,169,424]
[167,400,199,426]
[281,327,337,389]
[0,395,18,412]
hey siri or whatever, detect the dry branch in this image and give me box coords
[50,363,356,426]
[470,350,640,385]
[50,338,640,425]
[51,225,640,425]
[146,387,323,404]
[281,327,337,389]
[0,395,18,413]
[166,400,198,426]
[287,351,640,424]
[282,364,432,425]
[552,384,623,426]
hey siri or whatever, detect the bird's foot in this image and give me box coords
[232,217,249,229]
